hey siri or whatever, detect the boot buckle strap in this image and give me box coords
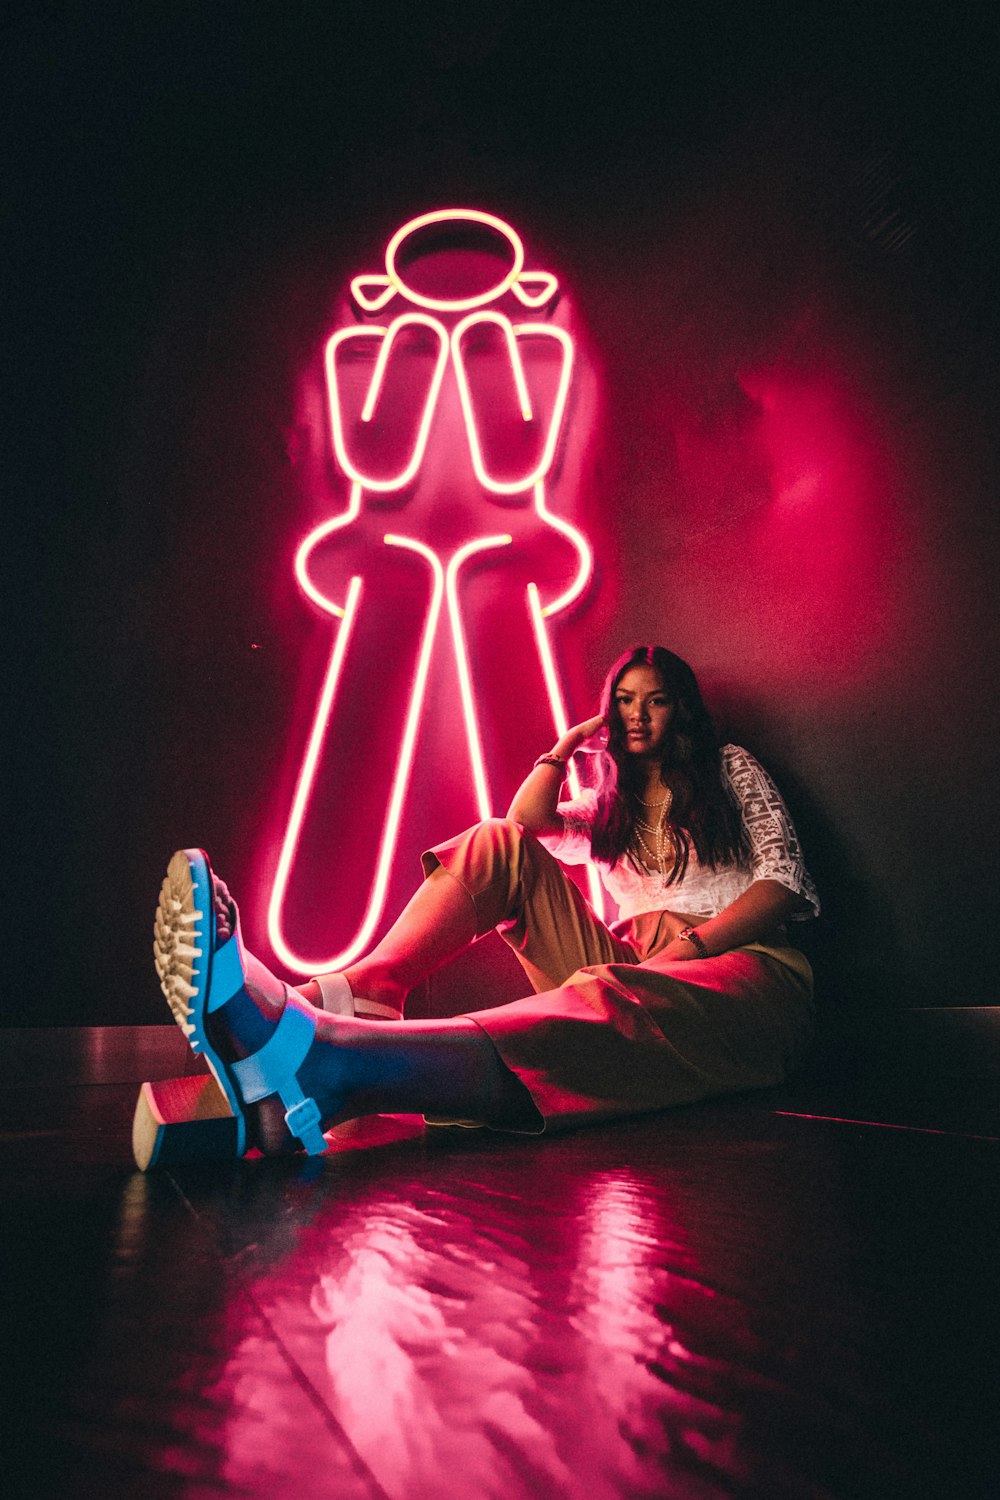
[283,1095,326,1155]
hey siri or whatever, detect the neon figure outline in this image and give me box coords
[268,209,602,974]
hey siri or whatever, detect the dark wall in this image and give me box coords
[6,4,999,1023]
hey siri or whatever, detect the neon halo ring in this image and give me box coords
[384,209,525,313]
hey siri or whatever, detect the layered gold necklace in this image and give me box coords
[630,785,675,886]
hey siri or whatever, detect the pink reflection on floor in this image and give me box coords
[210,1149,779,1500]
[312,1201,550,1494]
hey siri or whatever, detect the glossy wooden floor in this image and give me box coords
[3,1026,998,1500]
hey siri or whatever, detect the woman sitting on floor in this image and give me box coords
[144,644,819,1164]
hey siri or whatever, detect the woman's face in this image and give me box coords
[613,666,673,759]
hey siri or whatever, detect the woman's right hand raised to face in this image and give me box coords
[554,713,606,760]
[508,714,606,833]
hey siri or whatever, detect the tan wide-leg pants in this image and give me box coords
[423,819,815,1133]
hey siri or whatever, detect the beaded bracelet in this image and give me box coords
[533,753,566,770]
[677,926,709,959]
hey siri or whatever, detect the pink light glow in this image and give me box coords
[269,537,445,974]
[350,209,560,314]
[735,366,898,693]
[445,535,514,820]
[268,211,599,972]
[267,573,364,970]
[294,483,363,616]
[528,582,606,920]
[325,317,449,491]
[451,316,574,493]
[386,208,525,312]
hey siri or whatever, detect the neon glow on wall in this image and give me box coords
[269,210,600,974]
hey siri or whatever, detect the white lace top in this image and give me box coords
[539,744,820,923]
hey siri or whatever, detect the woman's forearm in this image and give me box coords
[660,879,806,961]
[506,758,568,834]
[506,713,604,834]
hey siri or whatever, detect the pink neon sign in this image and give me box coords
[269,210,601,974]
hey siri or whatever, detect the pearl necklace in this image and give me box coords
[630,786,675,886]
[634,789,671,808]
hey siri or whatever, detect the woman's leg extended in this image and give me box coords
[208,974,537,1156]
[423,818,635,992]
[302,1014,537,1139]
[152,829,631,1158]
[239,1008,538,1155]
[153,848,809,1164]
[307,817,631,1015]
[180,861,534,1152]
[301,864,478,1017]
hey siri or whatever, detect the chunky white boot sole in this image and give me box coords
[145,848,327,1167]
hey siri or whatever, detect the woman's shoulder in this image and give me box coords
[556,785,599,821]
[719,743,758,772]
[718,744,779,794]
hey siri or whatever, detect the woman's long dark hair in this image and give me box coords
[588,646,748,880]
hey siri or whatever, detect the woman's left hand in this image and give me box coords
[658,880,806,963]
[658,935,701,962]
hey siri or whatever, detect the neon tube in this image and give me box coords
[267,574,364,969]
[350,276,396,313]
[294,482,364,616]
[352,211,560,314]
[528,582,607,920]
[269,537,445,974]
[445,534,513,820]
[325,317,449,491]
[532,480,594,617]
[451,316,574,494]
[511,271,559,308]
[384,208,525,312]
[272,211,601,970]
[352,268,560,314]
[450,311,535,421]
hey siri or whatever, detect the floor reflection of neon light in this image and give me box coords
[269,211,603,973]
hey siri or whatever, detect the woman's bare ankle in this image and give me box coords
[298,969,406,1019]
[342,963,407,1017]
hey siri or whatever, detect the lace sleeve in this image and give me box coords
[534,789,597,867]
[721,746,820,919]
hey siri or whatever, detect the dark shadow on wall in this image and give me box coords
[712,689,908,1011]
